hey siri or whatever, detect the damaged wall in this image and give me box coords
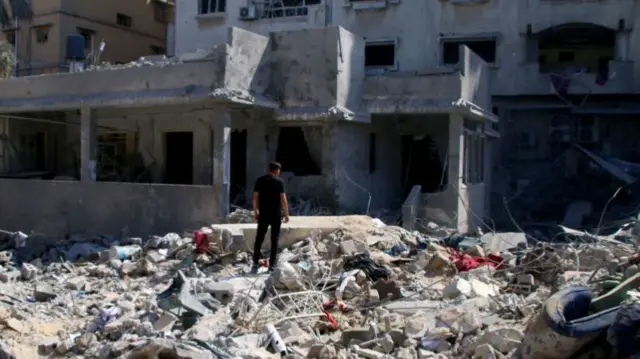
[0,180,220,237]
[224,27,272,96]
[461,46,491,110]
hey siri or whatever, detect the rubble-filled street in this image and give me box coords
[0,209,638,359]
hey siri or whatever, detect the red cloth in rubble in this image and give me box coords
[447,248,505,272]
[193,231,209,254]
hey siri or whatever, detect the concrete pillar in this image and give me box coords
[448,114,465,232]
[246,113,270,196]
[213,110,231,218]
[80,106,97,181]
[616,32,629,60]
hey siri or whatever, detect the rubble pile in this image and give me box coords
[0,213,638,358]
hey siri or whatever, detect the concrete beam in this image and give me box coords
[80,107,97,182]
[213,111,231,218]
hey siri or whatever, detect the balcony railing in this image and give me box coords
[494,60,635,96]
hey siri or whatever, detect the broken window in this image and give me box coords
[275,127,321,176]
[116,13,132,28]
[199,0,226,14]
[263,0,320,19]
[77,27,94,49]
[442,39,497,65]
[365,41,396,68]
[536,23,615,73]
[35,26,49,43]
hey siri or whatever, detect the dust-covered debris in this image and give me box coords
[0,208,637,358]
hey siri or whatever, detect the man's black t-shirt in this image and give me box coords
[254,174,285,219]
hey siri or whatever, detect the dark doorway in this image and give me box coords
[401,135,446,196]
[230,130,247,204]
[164,132,193,184]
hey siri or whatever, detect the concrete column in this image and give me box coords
[616,32,629,60]
[213,110,231,218]
[447,114,464,190]
[448,114,465,232]
[80,106,97,181]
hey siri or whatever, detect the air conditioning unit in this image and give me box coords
[239,6,258,20]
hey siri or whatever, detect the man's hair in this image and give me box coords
[268,161,282,171]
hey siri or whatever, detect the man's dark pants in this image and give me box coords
[253,215,281,269]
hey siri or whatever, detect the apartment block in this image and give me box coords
[0,0,173,75]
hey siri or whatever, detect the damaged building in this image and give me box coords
[0,23,496,237]
[7,0,639,236]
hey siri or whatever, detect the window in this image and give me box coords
[558,51,574,63]
[77,27,94,49]
[153,1,169,23]
[199,0,226,14]
[35,27,49,44]
[262,0,320,18]
[150,45,165,55]
[116,13,132,27]
[4,31,15,46]
[365,41,396,68]
[442,39,497,65]
[369,133,376,174]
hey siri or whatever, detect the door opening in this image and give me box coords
[230,129,247,204]
[401,135,446,196]
[164,132,193,184]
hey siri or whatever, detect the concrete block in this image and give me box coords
[20,263,38,280]
[66,276,86,290]
[0,270,20,283]
[34,284,57,301]
[38,337,59,355]
[204,281,236,304]
[341,327,374,346]
[146,251,165,263]
[154,313,178,332]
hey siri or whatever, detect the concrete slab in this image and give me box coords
[212,215,375,251]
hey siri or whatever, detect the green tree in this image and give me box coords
[0,40,15,78]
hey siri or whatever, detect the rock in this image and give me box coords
[34,283,57,301]
[153,313,178,332]
[204,281,236,304]
[368,289,380,303]
[475,327,524,353]
[468,279,498,298]
[373,279,401,300]
[20,263,38,280]
[38,337,58,355]
[66,276,86,290]
[425,252,452,274]
[465,245,485,257]
[473,344,504,358]
[342,327,374,346]
[0,251,12,264]
[418,349,437,359]
[442,278,472,299]
[353,346,386,359]
[395,347,418,359]
[435,307,482,334]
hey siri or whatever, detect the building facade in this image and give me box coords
[175,0,640,228]
[3,0,634,236]
[1,0,173,76]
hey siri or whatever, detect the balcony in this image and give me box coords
[520,0,635,33]
[494,60,635,96]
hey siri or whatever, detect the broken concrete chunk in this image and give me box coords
[65,276,86,290]
[34,283,57,301]
[475,327,524,353]
[442,278,472,299]
[425,252,452,274]
[0,270,20,283]
[435,307,482,335]
[20,263,38,280]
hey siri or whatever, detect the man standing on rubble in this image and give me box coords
[251,161,290,273]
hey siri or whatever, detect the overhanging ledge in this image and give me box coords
[364,97,498,123]
[0,86,278,113]
[275,106,371,124]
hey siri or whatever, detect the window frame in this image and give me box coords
[199,0,226,15]
[440,35,499,67]
[364,38,399,73]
